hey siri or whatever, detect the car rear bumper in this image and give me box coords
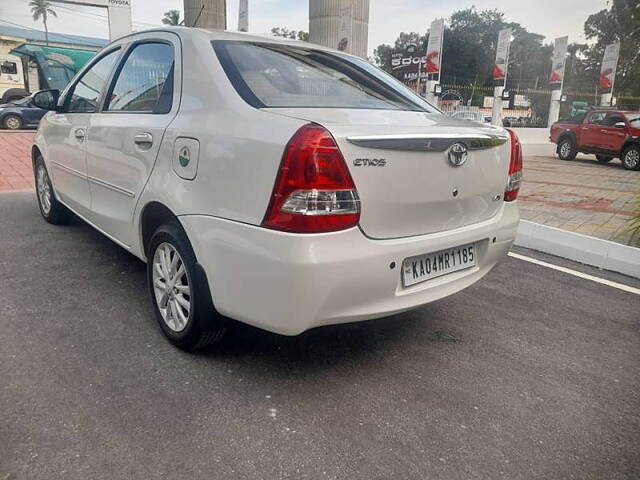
[180,202,519,335]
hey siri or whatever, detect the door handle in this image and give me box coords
[134,132,153,148]
[74,128,85,142]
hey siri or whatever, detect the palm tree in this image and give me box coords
[162,10,181,26]
[29,0,57,46]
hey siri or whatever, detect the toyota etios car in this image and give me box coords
[31,28,521,350]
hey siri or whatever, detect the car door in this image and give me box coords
[599,112,627,153]
[45,48,121,217]
[580,112,606,150]
[85,33,180,246]
[23,100,46,126]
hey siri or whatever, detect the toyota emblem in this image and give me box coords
[448,142,468,167]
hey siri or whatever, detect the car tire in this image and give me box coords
[147,222,227,351]
[34,157,74,224]
[3,114,23,130]
[557,137,577,160]
[596,155,613,163]
[621,145,640,171]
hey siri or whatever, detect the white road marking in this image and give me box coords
[508,252,640,295]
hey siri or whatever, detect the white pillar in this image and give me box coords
[491,86,504,126]
[547,89,562,128]
[309,0,370,58]
[425,79,439,106]
[184,0,226,29]
[600,93,613,107]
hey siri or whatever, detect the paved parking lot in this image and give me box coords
[519,154,639,246]
[0,131,34,192]
[1,191,639,480]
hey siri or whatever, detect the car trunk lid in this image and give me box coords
[264,108,511,239]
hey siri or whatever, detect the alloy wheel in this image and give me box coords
[5,116,21,130]
[559,141,571,158]
[36,165,52,215]
[624,149,639,169]
[152,242,191,332]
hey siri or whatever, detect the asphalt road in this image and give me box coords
[1,191,639,480]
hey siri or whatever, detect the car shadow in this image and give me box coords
[62,214,446,375]
[572,155,629,170]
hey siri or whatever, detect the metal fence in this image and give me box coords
[414,82,640,127]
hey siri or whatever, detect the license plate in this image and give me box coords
[402,243,476,287]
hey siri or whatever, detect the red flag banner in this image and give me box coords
[549,36,568,84]
[425,19,444,74]
[493,29,512,81]
[599,42,620,88]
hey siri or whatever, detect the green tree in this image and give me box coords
[373,8,552,98]
[583,0,640,100]
[29,0,57,46]
[161,9,181,26]
[271,27,309,41]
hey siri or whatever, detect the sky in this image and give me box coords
[0,0,608,56]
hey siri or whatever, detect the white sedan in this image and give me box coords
[31,27,521,350]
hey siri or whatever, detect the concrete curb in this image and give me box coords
[515,220,640,279]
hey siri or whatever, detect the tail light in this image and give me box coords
[262,124,360,233]
[504,129,523,202]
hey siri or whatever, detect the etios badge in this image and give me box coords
[179,147,190,167]
[448,142,468,167]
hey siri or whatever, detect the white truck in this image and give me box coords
[0,54,30,104]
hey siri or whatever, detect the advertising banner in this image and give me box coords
[493,28,512,81]
[599,42,620,88]
[549,36,568,84]
[391,44,427,81]
[337,4,353,52]
[425,18,444,74]
[238,0,248,32]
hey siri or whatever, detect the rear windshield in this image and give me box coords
[212,41,436,112]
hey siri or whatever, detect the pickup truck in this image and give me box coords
[550,109,640,170]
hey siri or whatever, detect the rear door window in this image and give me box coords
[105,42,174,114]
[213,41,436,112]
[588,112,606,125]
[603,113,625,127]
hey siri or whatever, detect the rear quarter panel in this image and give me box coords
[133,31,305,256]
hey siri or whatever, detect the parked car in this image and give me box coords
[32,28,522,350]
[550,109,640,170]
[0,95,47,129]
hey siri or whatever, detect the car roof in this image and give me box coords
[589,109,640,115]
[114,26,345,55]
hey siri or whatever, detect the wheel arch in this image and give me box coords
[139,201,182,260]
[621,138,640,153]
[557,131,576,144]
[31,145,42,169]
[556,131,577,153]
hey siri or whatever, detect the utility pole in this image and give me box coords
[309,0,370,59]
[184,0,226,29]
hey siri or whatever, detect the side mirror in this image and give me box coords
[614,121,626,129]
[32,89,60,111]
